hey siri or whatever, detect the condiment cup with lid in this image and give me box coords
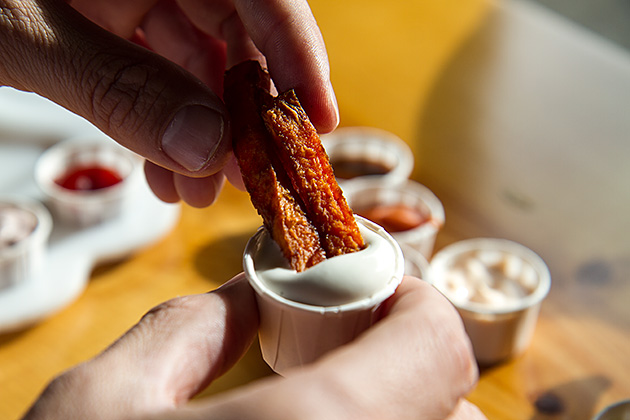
[0,196,52,290]
[428,238,551,366]
[343,179,445,260]
[35,136,140,227]
[321,126,414,188]
[243,216,405,375]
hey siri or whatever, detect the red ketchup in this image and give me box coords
[55,165,123,191]
[357,203,430,233]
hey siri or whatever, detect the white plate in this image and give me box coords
[0,89,180,333]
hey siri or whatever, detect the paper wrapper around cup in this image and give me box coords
[244,217,405,375]
[253,291,380,374]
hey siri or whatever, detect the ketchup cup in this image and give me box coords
[35,137,139,227]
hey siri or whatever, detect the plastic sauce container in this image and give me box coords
[429,238,551,365]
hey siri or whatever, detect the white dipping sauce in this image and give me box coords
[252,221,398,306]
[436,249,539,310]
[0,204,37,249]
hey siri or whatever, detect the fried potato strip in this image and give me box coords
[263,91,364,257]
[224,60,363,271]
[224,61,326,271]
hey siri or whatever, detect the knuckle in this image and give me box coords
[139,295,200,326]
[420,284,479,393]
[443,313,480,395]
[45,364,92,401]
[83,56,167,134]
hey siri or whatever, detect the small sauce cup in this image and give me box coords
[429,238,551,366]
[399,243,430,281]
[243,216,405,375]
[592,399,630,420]
[35,137,140,226]
[343,179,445,259]
[0,196,52,290]
[321,126,414,188]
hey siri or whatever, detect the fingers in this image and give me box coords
[172,170,226,208]
[75,0,338,132]
[1,1,232,178]
[232,0,339,132]
[99,273,258,405]
[144,161,180,204]
[309,276,479,419]
[166,0,338,132]
[447,400,489,420]
[139,0,228,94]
[23,274,259,419]
[69,0,158,37]
[180,277,479,420]
[144,160,230,207]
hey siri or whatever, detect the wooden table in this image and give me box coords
[1,0,629,419]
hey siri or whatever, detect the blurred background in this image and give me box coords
[527,0,630,50]
[1,0,628,419]
[310,0,629,416]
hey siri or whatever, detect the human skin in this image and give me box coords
[0,0,339,207]
[1,2,487,418]
[21,275,487,420]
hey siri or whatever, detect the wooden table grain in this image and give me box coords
[1,1,628,419]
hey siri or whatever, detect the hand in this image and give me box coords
[0,0,339,207]
[21,275,487,420]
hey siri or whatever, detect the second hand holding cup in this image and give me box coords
[244,216,405,375]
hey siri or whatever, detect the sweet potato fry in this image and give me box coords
[262,91,364,257]
[224,60,363,271]
[224,61,326,271]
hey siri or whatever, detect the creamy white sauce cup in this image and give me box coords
[243,216,404,375]
[0,196,52,290]
[429,238,551,366]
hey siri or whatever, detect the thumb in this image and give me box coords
[0,0,230,176]
[21,274,259,420]
[96,274,259,407]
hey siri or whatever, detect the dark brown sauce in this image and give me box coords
[330,157,391,180]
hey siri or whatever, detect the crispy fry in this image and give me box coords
[224,61,326,271]
[263,91,364,257]
[224,60,363,271]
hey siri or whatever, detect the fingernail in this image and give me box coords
[161,105,225,172]
[328,80,340,127]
